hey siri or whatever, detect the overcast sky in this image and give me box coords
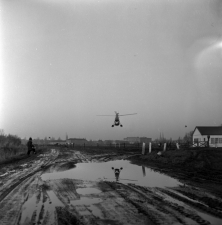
[1,0,222,141]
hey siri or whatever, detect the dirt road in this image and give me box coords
[0,147,222,225]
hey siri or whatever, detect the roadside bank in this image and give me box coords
[129,148,222,197]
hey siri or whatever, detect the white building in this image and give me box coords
[193,126,222,147]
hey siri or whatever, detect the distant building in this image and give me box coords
[123,137,140,144]
[48,140,66,145]
[115,140,126,144]
[66,138,88,145]
[193,126,222,147]
[87,140,99,146]
[104,140,115,146]
[140,137,152,144]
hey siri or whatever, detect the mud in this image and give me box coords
[0,147,222,225]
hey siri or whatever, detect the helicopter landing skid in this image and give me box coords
[111,124,123,127]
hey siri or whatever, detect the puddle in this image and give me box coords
[70,197,103,217]
[19,194,42,225]
[71,197,103,205]
[76,187,101,195]
[42,160,181,188]
[72,186,103,217]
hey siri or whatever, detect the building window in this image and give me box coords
[215,138,218,144]
[219,138,222,143]
[211,138,215,144]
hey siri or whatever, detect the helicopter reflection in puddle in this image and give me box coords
[112,167,123,181]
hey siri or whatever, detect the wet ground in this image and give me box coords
[0,147,222,225]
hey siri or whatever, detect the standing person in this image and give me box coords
[27,137,36,156]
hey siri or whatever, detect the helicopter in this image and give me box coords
[97,111,137,127]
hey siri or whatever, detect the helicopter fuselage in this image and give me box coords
[114,120,120,126]
[114,114,120,126]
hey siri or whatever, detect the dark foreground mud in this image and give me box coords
[0,147,222,225]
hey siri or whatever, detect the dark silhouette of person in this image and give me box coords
[27,137,36,156]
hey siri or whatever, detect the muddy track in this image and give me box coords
[107,182,213,225]
[0,168,42,202]
[0,149,59,203]
[40,178,222,225]
[1,148,222,225]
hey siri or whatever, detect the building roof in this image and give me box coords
[68,138,87,141]
[195,126,222,135]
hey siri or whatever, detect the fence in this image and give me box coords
[47,141,211,152]
[188,141,208,148]
[49,142,178,152]
[50,142,153,152]
[170,141,208,149]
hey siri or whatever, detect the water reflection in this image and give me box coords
[142,166,146,177]
[42,160,181,188]
[112,167,123,181]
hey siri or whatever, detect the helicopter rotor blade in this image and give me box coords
[119,113,137,116]
[96,115,115,116]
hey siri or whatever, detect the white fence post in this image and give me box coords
[163,143,167,151]
[176,143,180,149]
[149,142,152,153]
[142,143,145,155]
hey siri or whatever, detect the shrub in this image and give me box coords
[0,133,25,163]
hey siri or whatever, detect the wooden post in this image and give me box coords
[176,143,180,150]
[163,143,167,151]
